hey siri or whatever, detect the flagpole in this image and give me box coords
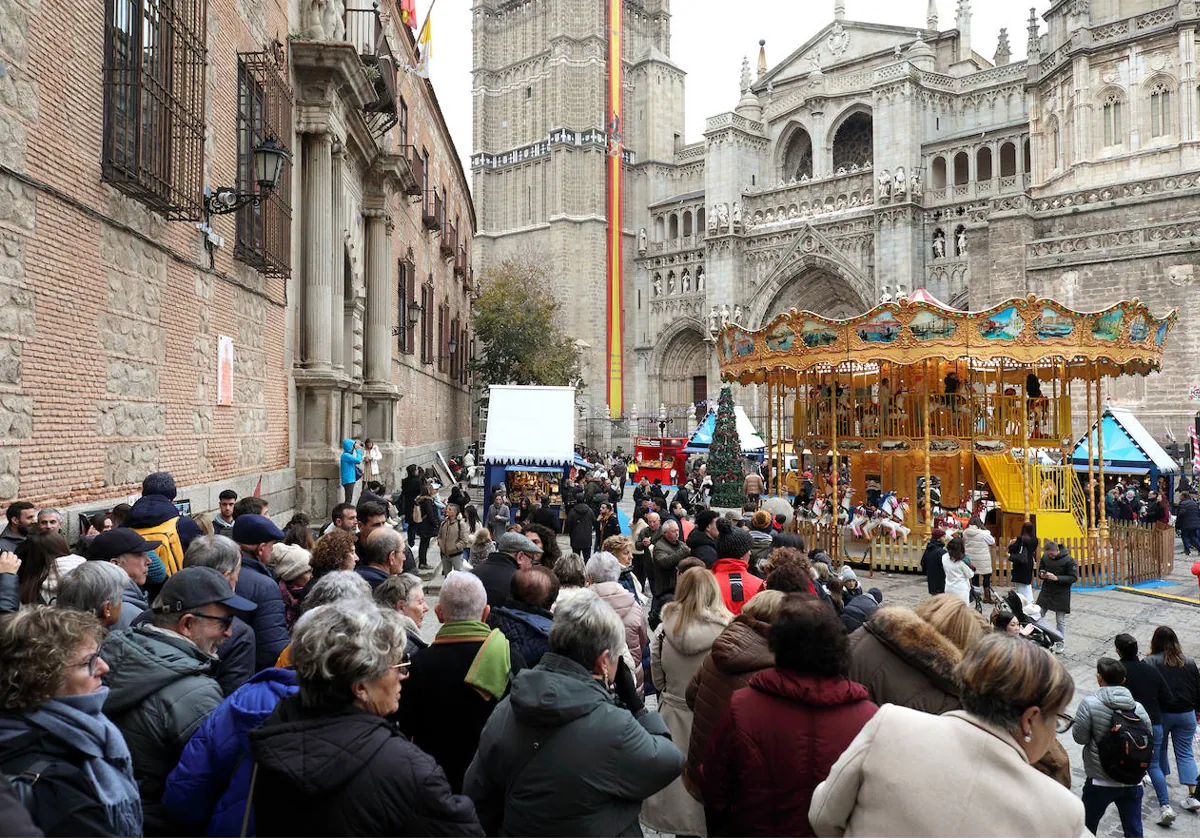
[416,0,437,40]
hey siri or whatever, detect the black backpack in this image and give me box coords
[1097,708,1154,784]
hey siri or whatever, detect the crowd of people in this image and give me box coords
[0,458,1196,839]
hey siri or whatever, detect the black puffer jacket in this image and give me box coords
[1036,548,1078,614]
[1177,498,1200,531]
[686,530,719,568]
[565,502,596,553]
[919,538,946,594]
[840,593,880,633]
[249,695,483,837]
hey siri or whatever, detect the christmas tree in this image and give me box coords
[710,385,746,508]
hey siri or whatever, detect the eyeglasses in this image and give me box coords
[391,660,411,676]
[1055,713,1074,734]
[71,649,104,677]
[189,613,235,630]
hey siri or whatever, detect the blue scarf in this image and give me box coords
[25,688,144,837]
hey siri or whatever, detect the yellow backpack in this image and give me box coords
[133,517,185,576]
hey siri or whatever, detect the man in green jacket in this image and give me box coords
[102,566,255,834]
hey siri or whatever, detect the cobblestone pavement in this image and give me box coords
[413,489,1200,837]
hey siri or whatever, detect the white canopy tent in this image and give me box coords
[483,385,577,465]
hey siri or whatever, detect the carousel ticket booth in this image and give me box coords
[717,291,1178,584]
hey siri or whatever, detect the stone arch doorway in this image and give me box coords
[750,260,872,327]
[653,322,711,423]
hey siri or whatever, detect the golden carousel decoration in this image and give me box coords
[717,291,1178,582]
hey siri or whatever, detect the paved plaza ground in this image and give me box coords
[412,488,1200,837]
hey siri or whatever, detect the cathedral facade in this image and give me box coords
[473,0,1200,444]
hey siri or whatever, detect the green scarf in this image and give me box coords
[434,620,512,701]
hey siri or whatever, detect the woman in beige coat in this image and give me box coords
[962,516,997,602]
[810,633,1084,837]
[642,568,732,836]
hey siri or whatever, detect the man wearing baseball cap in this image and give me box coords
[89,527,162,630]
[231,514,289,670]
[101,566,255,833]
[471,530,543,609]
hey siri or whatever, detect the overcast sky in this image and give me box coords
[428,0,1051,182]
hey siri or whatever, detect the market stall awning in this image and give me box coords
[573,454,593,469]
[1070,407,1179,475]
[683,406,766,453]
[483,385,576,466]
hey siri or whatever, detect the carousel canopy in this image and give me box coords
[483,385,576,466]
[1070,407,1179,476]
[684,406,766,453]
[717,293,1176,385]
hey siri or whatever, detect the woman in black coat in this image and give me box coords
[919,530,947,595]
[565,496,596,559]
[414,484,441,569]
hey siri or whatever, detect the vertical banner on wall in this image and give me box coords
[605,0,624,418]
[217,335,234,406]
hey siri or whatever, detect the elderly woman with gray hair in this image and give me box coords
[374,572,430,658]
[57,561,129,627]
[248,600,483,836]
[587,551,649,694]
[466,589,683,836]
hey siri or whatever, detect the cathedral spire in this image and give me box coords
[994,27,1011,65]
[834,0,845,22]
[926,0,938,30]
[955,0,972,62]
[757,39,768,79]
[740,54,751,93]
[1026,7,1041,59]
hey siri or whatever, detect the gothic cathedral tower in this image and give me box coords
[472,0,684,441]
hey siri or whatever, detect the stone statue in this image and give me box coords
[708,206,719,232]
[878,168,892,198]
[933,230,946,259]
[638,227,647,253]
[835,196,847,210]
[733,303,743,323]
[894,166,906,195]
[837,166,847,176]
[732,202,742,228]
[681,270,691,292]
[667,273,676,294]
[720,303,731,323]
[716,203,729,229]
[910,170,923,198]
[956,229,967,255]
[304,0,345,41]
[709,306,720,334]
[652,273,662,296]
[879,285,893,304]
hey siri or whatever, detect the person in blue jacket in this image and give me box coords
[231,515,290,671]
[162,668,299,836]
[340,439,364,505]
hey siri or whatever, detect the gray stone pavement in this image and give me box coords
[410,490,1200,837]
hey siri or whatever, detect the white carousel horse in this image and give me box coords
[876,493,911,539]
[837,487,854,526]
[849,503,872,538]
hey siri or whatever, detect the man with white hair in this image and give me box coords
[631,510,661,589]
[465,589,683,835]
[397,571,520,794]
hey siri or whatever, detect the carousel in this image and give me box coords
[717,291,1177,570]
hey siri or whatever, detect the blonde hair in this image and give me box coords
[742,589,787,623]
[662,568,732,637]
[472,528,493,548]
[602,534,633,557]
[192,512,215,536]
[915,593,986,652]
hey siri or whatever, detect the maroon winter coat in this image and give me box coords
[697,668,878,837]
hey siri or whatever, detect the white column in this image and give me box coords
[364,213,391,385]
[331,144,346,371]
[303,133,333,369]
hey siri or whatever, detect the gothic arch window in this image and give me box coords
[1148,80,1172,137]
[682,210,693,237]
[782,124,814,180]
[931,156,947,189]
[976,147,993,181]
[999,142,1016,177]
[697,207,706,232]
[953,151,969,185]
[831,111,873,171]
[654,216,664,241]
[1101,90,1125,147]
[669,213,679,239]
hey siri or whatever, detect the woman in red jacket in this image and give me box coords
[698,594,878,837]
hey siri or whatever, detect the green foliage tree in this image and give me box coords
[709,386,746,507]
[471,258,583,389]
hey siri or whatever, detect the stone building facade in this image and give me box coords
[0,0,471,525]
[473,0,1200,444]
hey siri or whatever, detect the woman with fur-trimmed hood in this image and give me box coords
[847,594,1073,788]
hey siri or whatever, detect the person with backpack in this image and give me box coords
[1071,657,1153,837]
[1115,632,1178,826]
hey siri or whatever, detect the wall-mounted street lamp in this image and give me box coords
[204,137,290,215]
[391,300,424,337]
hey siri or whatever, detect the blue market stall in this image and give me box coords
[683,405,767,461]
[482,385,578,530]
[1071,407,1179,491]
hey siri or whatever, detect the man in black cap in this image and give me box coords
[101,566,255,834]
[231,514,289,670]
[471,531,543,609]
[89,527,163,630]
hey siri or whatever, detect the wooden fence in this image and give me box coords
[793,521,1175,587]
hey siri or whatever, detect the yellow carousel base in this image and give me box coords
[1035,511,1084,541]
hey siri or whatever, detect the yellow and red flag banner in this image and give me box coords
[605,0,624,417]
[401,0,417,28]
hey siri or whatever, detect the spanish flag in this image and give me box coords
[400,0,417,28]
[414,13,432,78]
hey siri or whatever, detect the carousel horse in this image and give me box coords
[875,493,911,539]
[837,487,854,526]
[850,503,874,538]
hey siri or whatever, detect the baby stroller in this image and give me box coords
[996,590,1064,651]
